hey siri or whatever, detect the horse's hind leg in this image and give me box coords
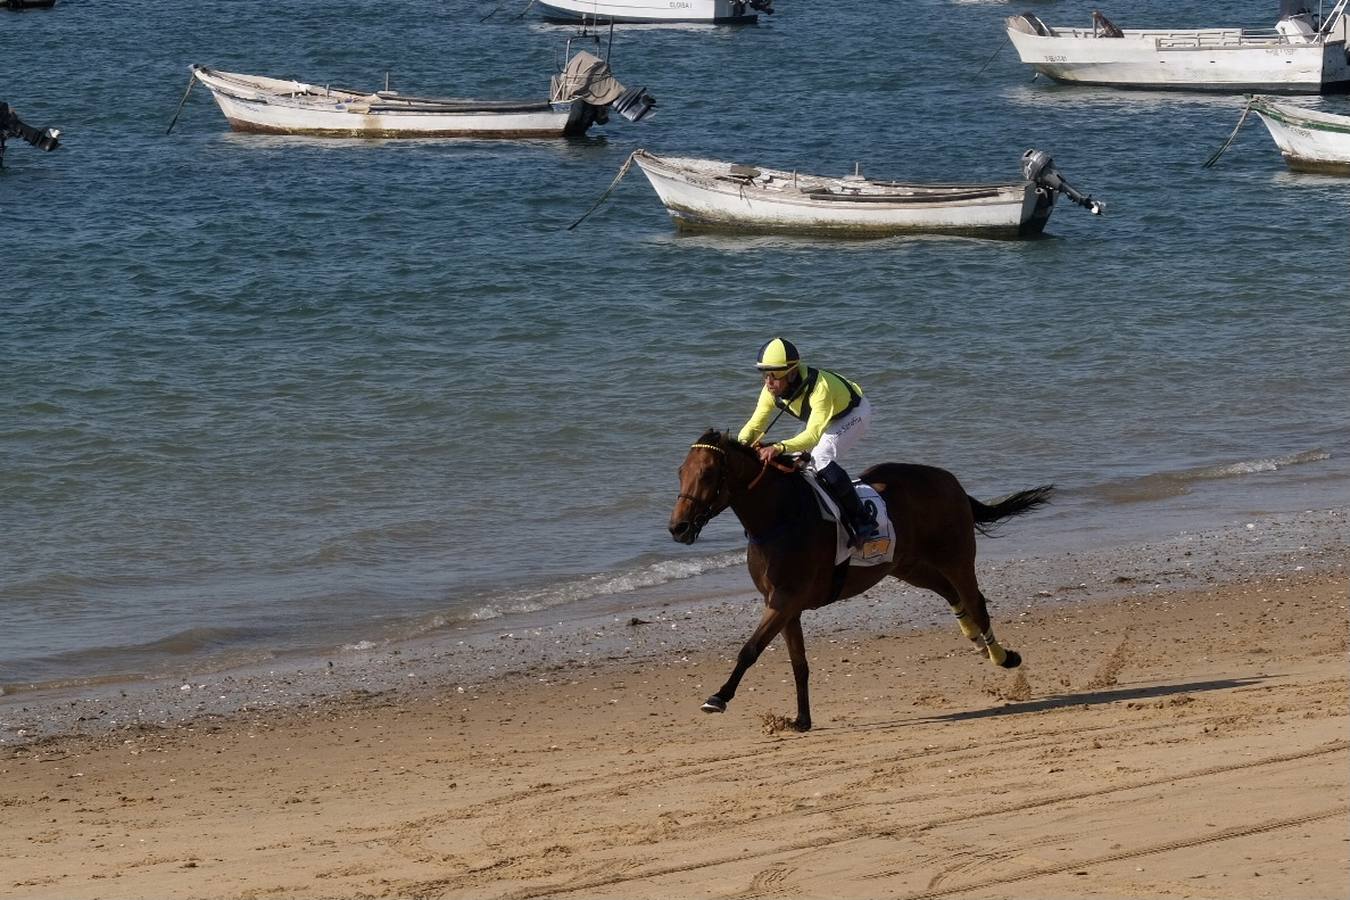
[946,566,1020,669]
[899,564,1020,669]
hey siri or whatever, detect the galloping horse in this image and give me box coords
[668,428,1052,731]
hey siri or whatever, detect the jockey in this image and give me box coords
[737,337,879,548]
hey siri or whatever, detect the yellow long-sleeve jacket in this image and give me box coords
[737,364,863,453]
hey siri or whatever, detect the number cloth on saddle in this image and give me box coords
[802,475,895,566]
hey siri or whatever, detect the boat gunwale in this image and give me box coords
[1251,97,1350,134]
[1013,27,1327,49]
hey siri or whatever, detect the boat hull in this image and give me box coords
[193,68,583,138]
[535,0,757,24]
[632,152,1053,239]
[1006,25,1350,93]
[1252,98,1350,174]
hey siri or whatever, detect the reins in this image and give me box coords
[747,454,796,491]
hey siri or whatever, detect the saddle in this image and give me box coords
[803,475,896,566]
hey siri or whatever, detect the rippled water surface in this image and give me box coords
[3,0,1348,687]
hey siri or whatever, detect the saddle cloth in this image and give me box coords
[804,476,896,567]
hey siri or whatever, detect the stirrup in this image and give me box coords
[847,521,878,549]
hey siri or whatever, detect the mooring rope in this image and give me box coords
[165,70,197,135]
[974,35,1010,78]
[566,150,636,231]
[1203,98,1255,169]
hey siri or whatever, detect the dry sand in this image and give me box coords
[2,559,1347,899]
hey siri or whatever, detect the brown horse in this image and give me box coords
[668,428,1052,731]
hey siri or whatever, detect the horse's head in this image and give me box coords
[669,429,739,544]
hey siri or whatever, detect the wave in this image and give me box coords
[408,549,748,633]
[1088,449,1332,504]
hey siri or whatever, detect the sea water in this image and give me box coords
[2,0,1347,690]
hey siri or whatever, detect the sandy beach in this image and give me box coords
[2,512,1347,900]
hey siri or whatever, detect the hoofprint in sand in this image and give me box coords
[0,509,1346,899]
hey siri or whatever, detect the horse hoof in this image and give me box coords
[1000,649,1022,669]
[701,696,727,714]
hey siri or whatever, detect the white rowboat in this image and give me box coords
[189,51,655,139]
[1006,1,1350,94]
[629,149,1103,239]
[535,0,771,24]
[1251,96,1350,172]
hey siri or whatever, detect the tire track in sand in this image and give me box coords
[881,806,1348,899]
[390,741,1347,899]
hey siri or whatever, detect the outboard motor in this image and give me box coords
[1021,148,1104,215]
[0,102,61,167]
[748,0,775,13]
[553,50,657,136]
[611,85,656,123]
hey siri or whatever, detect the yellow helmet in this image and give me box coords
[755,337,800,372]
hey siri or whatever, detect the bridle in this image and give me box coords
[675,442,732,534]
[678,440,801,523]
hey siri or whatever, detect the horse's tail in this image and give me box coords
[969,485,1054,537]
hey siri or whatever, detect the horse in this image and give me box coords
[668,428,1053,731]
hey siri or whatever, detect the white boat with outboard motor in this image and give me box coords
[623,148,1103,239]
[534,0,772,25]
[1006,1,1350,93]
[185,49,655,139]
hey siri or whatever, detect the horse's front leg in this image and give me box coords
[701,605,792,715]
[781,614,811,731]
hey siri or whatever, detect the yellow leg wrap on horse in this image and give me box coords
[954,610,982,641]
[981,629,1008,666]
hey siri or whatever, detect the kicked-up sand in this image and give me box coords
[1,514,1347,899]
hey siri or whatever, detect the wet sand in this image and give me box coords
[1,510,1347,899]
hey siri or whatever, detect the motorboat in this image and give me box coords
[187,50,655,139]
[534,0,772,24]
[626,148,1103,239]
[1006,1,1350,93]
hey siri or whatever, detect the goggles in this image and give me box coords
[759,367,794,381]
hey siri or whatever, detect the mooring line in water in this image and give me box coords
[1203,98,1254,168]
[165,70,197,136]
[566,150,636,231]
[975,35,1009,78]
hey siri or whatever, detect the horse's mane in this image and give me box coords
[695,428,756,461]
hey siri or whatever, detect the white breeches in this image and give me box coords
[811,396,871,471]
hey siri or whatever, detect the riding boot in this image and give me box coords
[815,461,879,548]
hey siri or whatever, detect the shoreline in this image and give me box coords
[2,504,1345,747]
[4,456,1344,702]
